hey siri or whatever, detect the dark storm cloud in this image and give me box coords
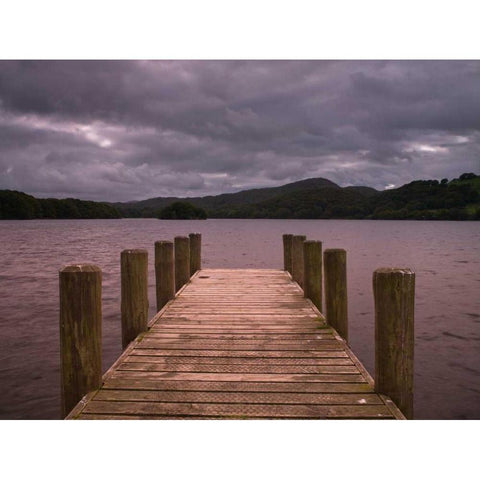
[0,60,479,201]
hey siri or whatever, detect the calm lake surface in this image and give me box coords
[0,219,479,420]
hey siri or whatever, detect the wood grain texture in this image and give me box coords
[189,233,201,275]
[324,249,348,342]
[60,264,102,418]
[373,268,415,419]
[154,241,175,311]
[174,236,190,293]
[121,249,148,350]
[67,267,404,420]
[291,235,306,289]
[303,240,322,313]
[283,234,293,273]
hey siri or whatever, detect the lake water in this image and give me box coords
[0,218,479,420]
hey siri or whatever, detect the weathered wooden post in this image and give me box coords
[175,236,190,292]
[189,233,202,275]
[303,240,322,312]
[291,235,306,288]
[282,234,293,274]
[59,264,102,418]
[373,267,415,419]
[121,249,148,350]
[323,248,348,341]
[155,240,175,311]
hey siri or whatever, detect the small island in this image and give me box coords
[158,201,207,220]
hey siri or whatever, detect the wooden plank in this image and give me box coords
[135,339,342,348]
[102,378,374,393]
[77,414,171,420]
[117,363,360,374]
[108,371,366,383]
[130,349,349,358]
[82,400,394,418]
[137,345,345,352]
[125,355,353,365]
[145,333,336,340]
[94,389,384,405]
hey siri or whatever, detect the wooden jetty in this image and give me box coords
[61,234,414,420]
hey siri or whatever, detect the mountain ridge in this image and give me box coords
[114,177,378,217]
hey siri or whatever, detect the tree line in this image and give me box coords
[0,190,121,219]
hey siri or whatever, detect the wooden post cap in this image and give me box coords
[374,267,415,277]
[60,264,102,274]
[121,248,147,255]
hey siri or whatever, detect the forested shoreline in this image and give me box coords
[1,173,479,220]
[0,190,120,219]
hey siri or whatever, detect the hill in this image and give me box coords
[215,174,479,220]
[114,177,341,217]
[113,173,479,220]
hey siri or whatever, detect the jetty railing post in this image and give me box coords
[189,233,202,275]
[155,240,175,311]
[303,240,322,312]
[291,235,306,288]
[121,249,149,350]
[175,236,190,292]
[59,264,102,418]
[373,267,415,419]
[282,234,293,274]
[323,249,348,341]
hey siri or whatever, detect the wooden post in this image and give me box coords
[291,235,306,288]
[323,249,348,341]
[303,240,322,312]
[282,234,293,274]
[189,233,202,275]
[155,240,175,311]
[175,236,190,292]
[121,249,148,350]
[59,264,102,418]
[373,267,415,419]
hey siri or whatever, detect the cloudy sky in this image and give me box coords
[0,60,479,202]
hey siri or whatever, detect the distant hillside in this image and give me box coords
[2,173,479,220]
[113,173,479,220]
[369,173,480,220]
[114,177,345,217]
[215,173,480,220]
[0,190,120,220]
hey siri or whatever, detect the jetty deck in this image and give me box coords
[67,268,404,420]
